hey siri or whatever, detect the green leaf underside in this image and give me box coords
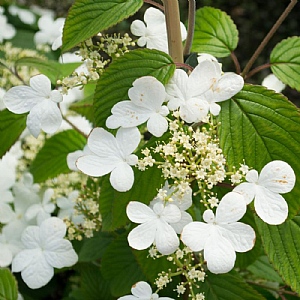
[218,84,300,218]
[62,0,143,52]
[192,6,238,57]
[256,217,300,294]
[0,268,18,300]
[94,48,175,127]
[30,130,86,182]
[201,271,266,300]
[0,109,26,158]
[15,57,81,84]
[270,37,300,92]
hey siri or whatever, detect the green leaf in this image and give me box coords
[62,0,143,52]
[71,264,113,300]
[0,268,18,300]
[192,6,239,57]
[94,48,175,127]
[218,84,300,218]
[256,217,300,294]
[101,234,147,297]
[201,271,266,300]
[30,130,86,182]
[15,57,81,84]
[78,231,114,262]
[247,256,284,283]
[0,109,26,158]
[270,37,300,91]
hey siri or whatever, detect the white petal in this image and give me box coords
[67,150,83,171]
[213,73,244,102]
[128,76,166,110]
[76,154,114,177]
[203,209,215,223]
[216,192,247,224]
[0,203,14,224]
[26,109,41,138]
[219,223,256,252]
[254,187,288,225]
[180,98,209,123]
[20,252,54,289]
[209,102,221,116]
[127,221,157,250]
[21,226,40,248]
[130,20,146,38]
[116,127,141,156]
[0,244,13,267]
[171,211,193,234]
[155,220,179,255]
[3,86,41,113]
[44,239,78,268]
[144,7,165,27]
[110,163,134,192]
[40,217,66,243]
[246,169,259,183]
[131,281,152,297]
[39,101,62,134]
[160,203,181,223]
[233,182,256,205]
[106,101,150,129]
[262,74,286,93]
[29,74,51,97]
[50,90,63,103]
[258,160,296,194]
[188,60,219,98]
[127,201,157,223]
[204,231,236,274]
[147,113,168,137]
[12,249,37,272]
[181,222,212,251]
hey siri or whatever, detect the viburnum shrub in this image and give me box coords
[0,0,300,299]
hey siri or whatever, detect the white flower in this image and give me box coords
[3,74,63,137]
[34,15,65,50]
[76,127,140,192]
[67,145,92,171]
[130,7,187,53]
[262,73,286,93]
[106,76,169,137]
[0,12,16,43]
[233,160,296,225]
[166,60,215,123]
[25,188,56,225]
[118,281,174,300]
[181,192,255,274]
[198,61,244,116]
[12,217,78,289]
[57,190,84,224]
[197,53,219,64]
[127,201,181,255]
[8,5,36,25]
[150,182,193,234]
[0,224,23,267]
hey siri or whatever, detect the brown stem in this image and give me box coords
[62,114,88,138]
[241,0,298,78]
[175,62,194,72]
[245,63,271,79]
[162,0,184,63]
[143,0,164,11]
[230,51,241,74]
[183,0,196,57]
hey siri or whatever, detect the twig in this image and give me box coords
[183,0,196,57]
[230,51,241,74]
[62,114,88,138]
[241,0,298,78]
[162,0,184,63]
[245,63,271,79]
[143,0,164,11]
